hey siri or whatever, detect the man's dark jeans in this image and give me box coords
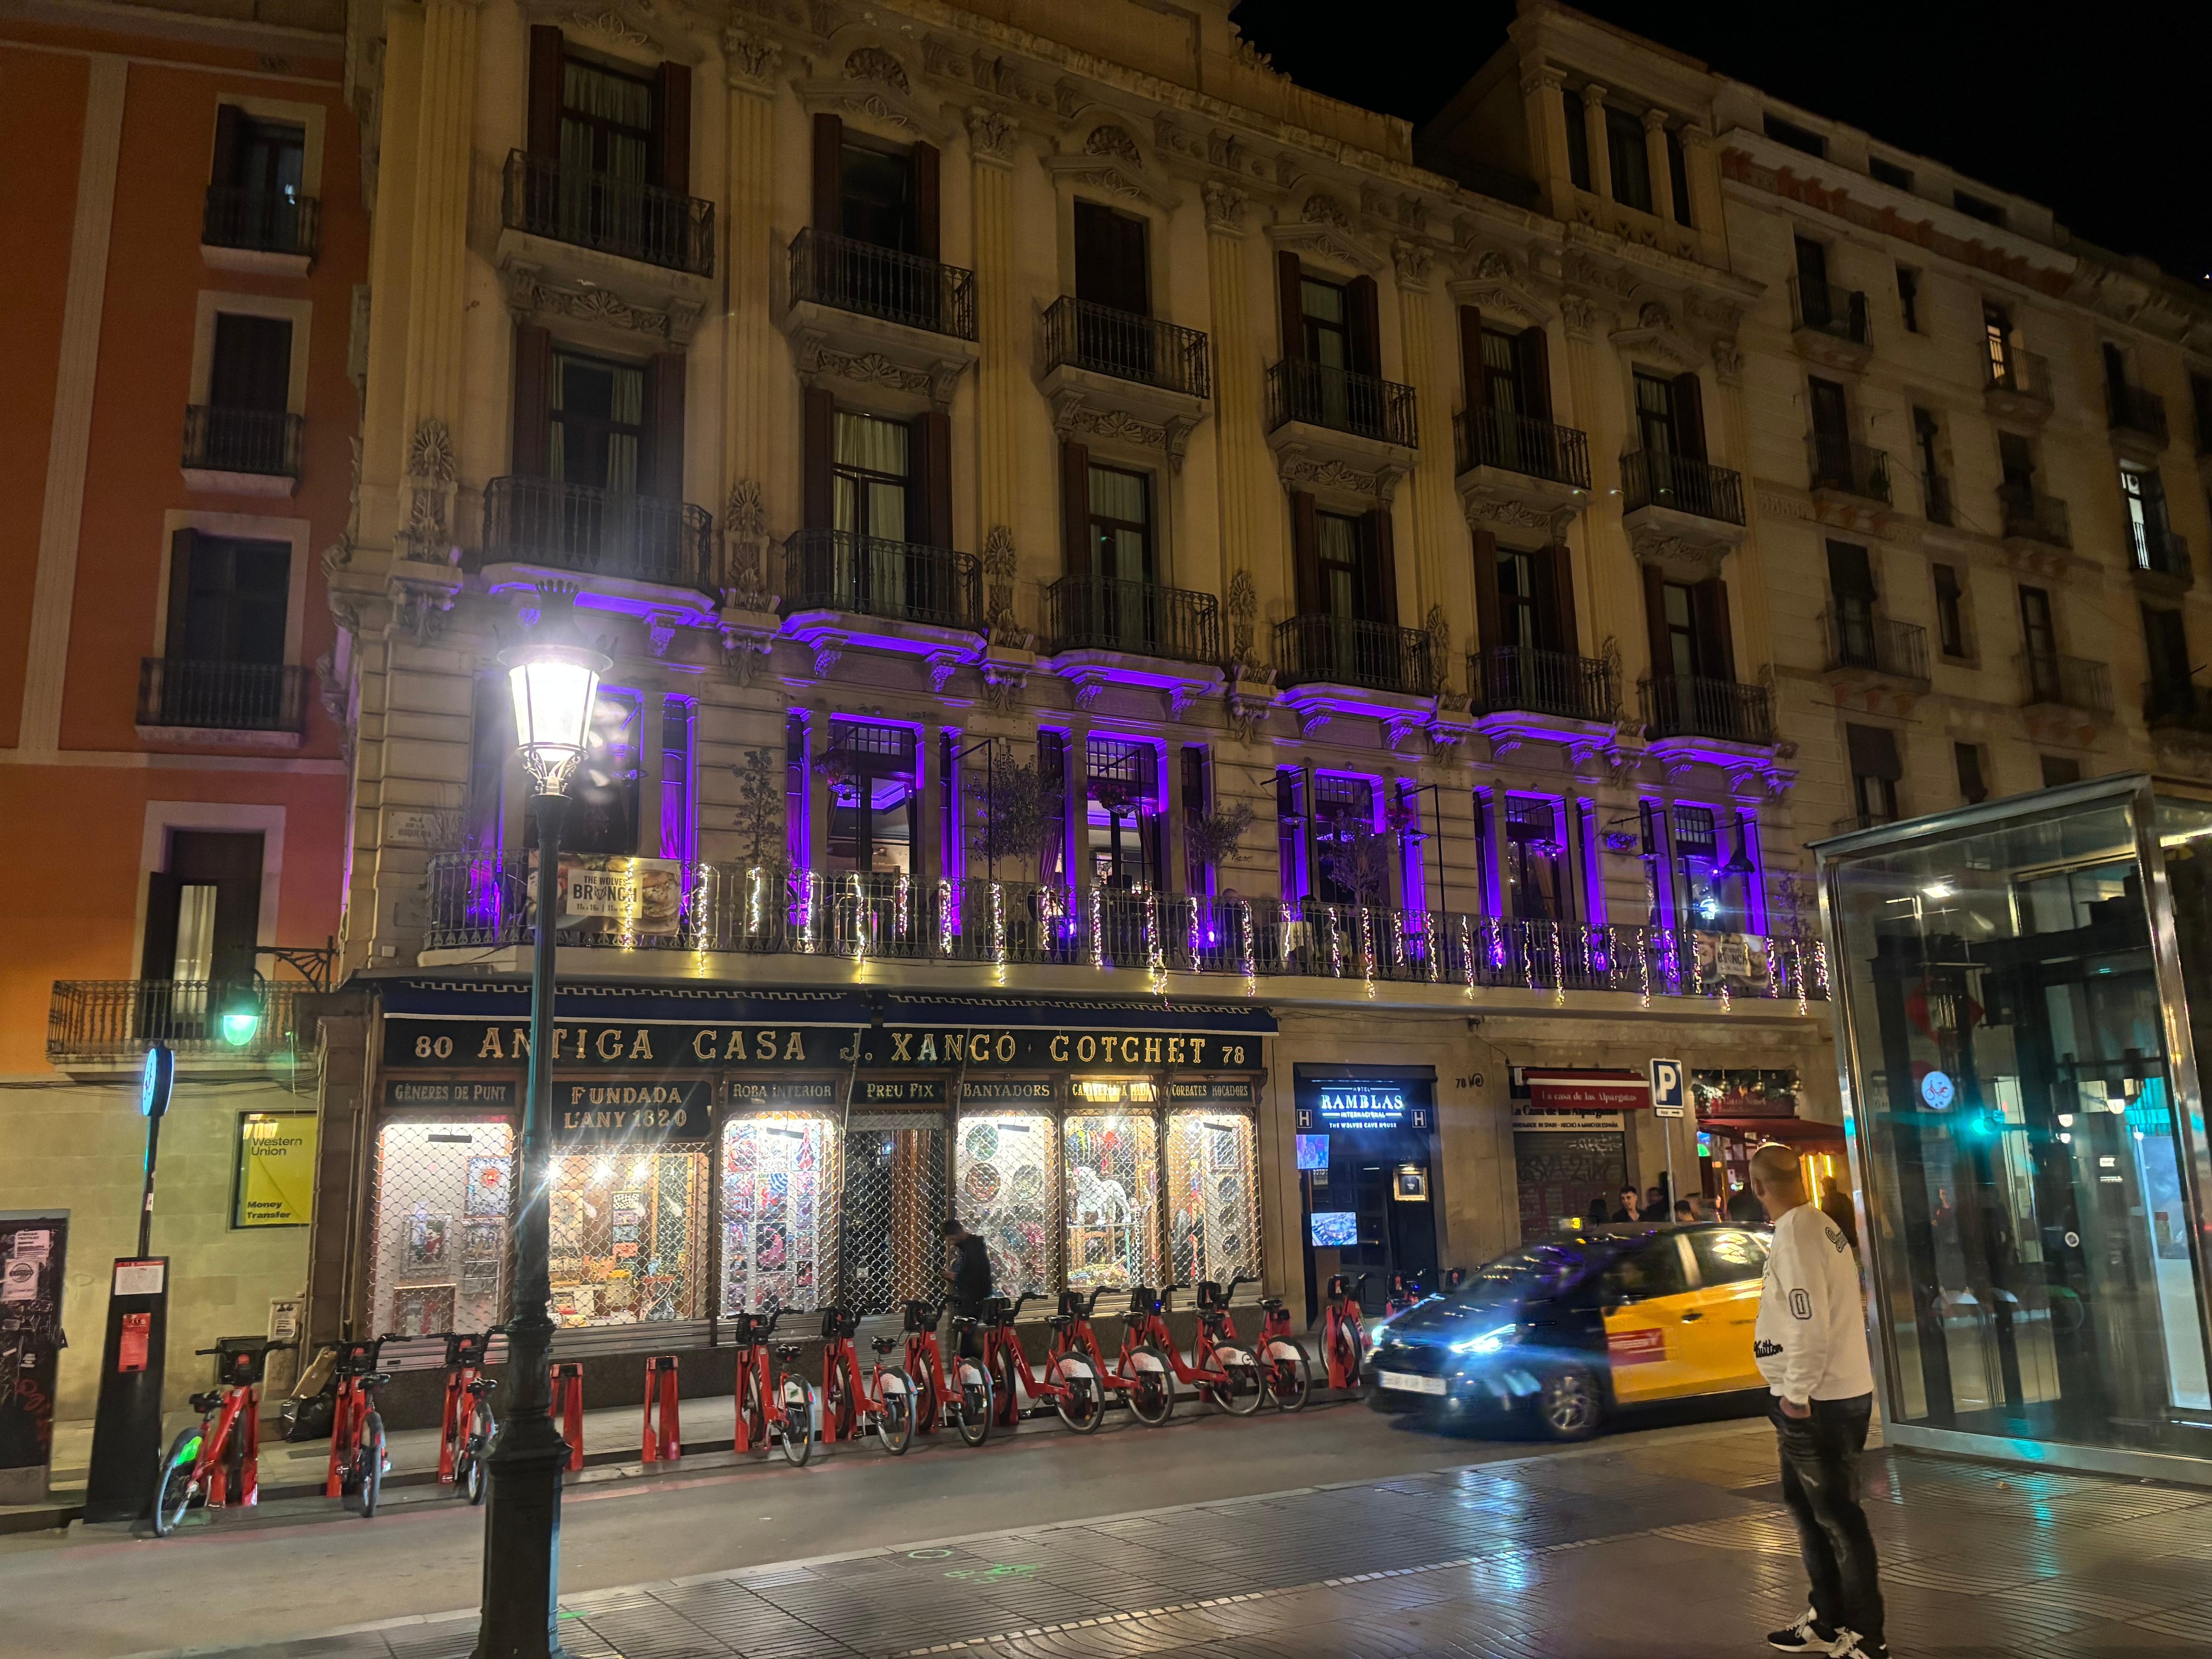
[1772,1394,1883,1646]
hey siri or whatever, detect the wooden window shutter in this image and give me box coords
[1642,563,1671,679]
[165,528,199,659]
[141,873,183,979]
[1471,528,1502,657]
[1547,543,1579,655]
[509,323,554,477]
[210,102,245,185]
[1292,491,1321,614]
[1672,370,1708,460]
[1694,577,1736,681]
[1457,305,1485,412]
[1347,274,1382,376]
[916,411,953,549]
[1276,251,1304,361]
[913,142,941,261]
[802,386,836,530]
[527,27,565,160]
[810,114,843,231]
[1060,440,1092,577]
[1517,326,1553,422]
[647,352,686,501]
[1368,506,1398,626]
[653,63,691,196]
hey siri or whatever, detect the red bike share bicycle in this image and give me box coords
[976,1293,1106,1432]
[1114,1286,1183,1425]
[900,1297,994,1445]
[325,1336,391,1517]
[1320,1272,1371,1389]
[436,1329,497,1504]
[731,1306,819,1466]
[1128,1276,1269,1415]
[817,1305,913,1455]
[151,1337,292,1535]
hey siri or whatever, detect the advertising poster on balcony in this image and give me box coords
[558,856,684,935]
[1692,931,1771,995]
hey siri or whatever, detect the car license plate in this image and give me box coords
[1378,1370,1446,1396]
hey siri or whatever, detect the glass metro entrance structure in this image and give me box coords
[1819,775,2212,1478]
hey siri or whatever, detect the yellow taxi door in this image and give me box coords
[1600,1235,1703,1402]
[1677,1228,1773,1392]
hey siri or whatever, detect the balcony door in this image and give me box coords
[1081,465,1154,650]
[1809,376,1852,482]
[831,410,915,614]
[140,829,264,1039]
[2020,585,2060,699]
[1794,236,1831,325]
[549,350,644,494]
[2121,467,2170,568]
[161,530,289,731]
[1074,200,1152,379]
[1983,301,2014,385]
[839,136,917,253]
[1827,541,1876,668]
[2144,605,2193,718]
[1504,795,1569,923]
[210,314,291,417]
[826,722,918,878]
[1633,368,1707,499]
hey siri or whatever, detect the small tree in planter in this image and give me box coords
[731,746,784,866]
[967,739,1055,880]
[1185,801,1256,879]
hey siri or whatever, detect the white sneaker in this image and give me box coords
[1766,1609,1835,1652]
[1828,1631,1887,1659]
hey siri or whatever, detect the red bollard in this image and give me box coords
[551,1362,585,1472]
[641,1355,681,1463]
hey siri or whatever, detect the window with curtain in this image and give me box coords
[550,351,644,493]
[1088,466,1152,585]
[1604,105,1652,213]
[1317,512,1365,620]
[1847,724,1902,825]
[565,689,642,856]
[1498,549,1544,651]
[831,411,910,541]
[560,56,652,184]
[1634,371,1677,460]
[1505,795,1567,922]
[1299,276,1349,369]
[1313,774,1382,908]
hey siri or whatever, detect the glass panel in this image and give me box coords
[1167,1110,1259,1289]
[1063,1111,1161,1290]
[1088,465,1148,524]
[545,1145,707,1326]
[958,1112,1055,1291]
[1827,789,2212,1457]
[835,411,909,473]
[369,1121,515,1340]
[719,1114,838,1315]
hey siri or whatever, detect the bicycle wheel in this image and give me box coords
[989,1344,1019,1428]
[1052,1354,1104,1435]
[359,1413,386,1518]
[738,1366,768,1452]
[1125,1345,1175,1425]
[1266,1339,1313,1412]
[1214,1344,1266,1417]
[952,1357,993,1447]
[777,1378,817,1467]
[822,1361,852,1444]
[1331,1319,1363,1385]
[151,1427,204,1536]
[872,1367,913,1456]
[463,1401,494,1505]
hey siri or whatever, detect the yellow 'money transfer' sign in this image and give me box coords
[235,1112,318,1227]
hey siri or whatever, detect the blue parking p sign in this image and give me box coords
[1650,1058,1686,1118]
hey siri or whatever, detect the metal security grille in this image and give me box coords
[1167,1110,1260,1289]
[719,1115,838,1315]
[956,1111,1056,1293]
[1063,1111,1160,1290]
[369,1120,514,1340]
[545,1147,708,1326]
[838,1112,948,1314]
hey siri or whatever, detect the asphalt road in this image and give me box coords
[0,1396,1764,1659]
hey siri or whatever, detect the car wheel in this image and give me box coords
[1532,1364,1602,1441]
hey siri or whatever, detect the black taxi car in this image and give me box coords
[1365,1221,1773,1439]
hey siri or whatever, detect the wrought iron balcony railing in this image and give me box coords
[1808,434,1892,503]
[2108,380,2169,448]
[1997,484,2071,548]
[49,979,305,1063]
[182,405,303,478]
[783,528,981,630]
[1640,674,1776,746]
[138,657,307,732]
[201,186,320,258]
[1469,645,1617,723]
[2133,524,2192,584]
[1620,450,1745,525]
[502,150,714,276]
[1790,278,1870,347]
[1265,358,1418,448]
[481,475,714,590]
[788,227,975,340]
[2146,682,2212,730]
[1045,575,1219,664]
[1452,407,1591,490]
[1274,614,1434,695]
[1822,609,1928,682]
[1042,297,1209,399]
[2017,650,2112,716]
[1986,348,2051,407]
[419,856,1831,1005]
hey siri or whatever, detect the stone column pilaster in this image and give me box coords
[1204,180,1263,637]
[722,28,783,592]
[1644,108,1674,227]
[968,109,1020,542]
[1391,243,1462,695]
[1580,84,1613,206]
[1519,66,1574,220]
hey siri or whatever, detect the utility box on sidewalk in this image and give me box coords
[0,1212,69,1506]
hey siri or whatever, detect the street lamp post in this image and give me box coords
[473,593,607,1659]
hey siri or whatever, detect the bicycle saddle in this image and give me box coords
[1047,1313,1073,1331]
[1056,1288,1090,1320]
[771,1342,803,1363]
[466,1377,499,1395]
[1259,1296,1286,1312]
[188,1391,222,1413]
[869,1336,900,1355]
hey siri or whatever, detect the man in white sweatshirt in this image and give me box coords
[1751,1143,1885,1659]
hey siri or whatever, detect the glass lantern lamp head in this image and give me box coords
[218,980,263,1048]
[500,603,610,797]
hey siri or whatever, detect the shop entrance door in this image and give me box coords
[1313,1136,1438,1316]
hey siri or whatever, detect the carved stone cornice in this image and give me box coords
[1041,153,1179,213]
[1391,241,1432,294]
[968,105,1018,165]
[722,25,783,94]
[500,258,705,347]
[1048,388,1202,470]
[1271,443,1406,508]
[520,0,704,64]
[1450,247,1552,326]
[1202,177,1248,234]
[792,46,951,145]
[791,329,970,413]
[1608,299,1705,372]
[1265,217,1382,276]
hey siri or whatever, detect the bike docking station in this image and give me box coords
[551,1363,585,1470]
[82,1047,174,1525]
[641,1355,682,1463]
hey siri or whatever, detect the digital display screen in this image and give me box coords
[1309,1210,1359,1248]
[1295,1133,1329,1171]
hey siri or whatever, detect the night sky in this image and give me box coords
[1230,0,2211,294]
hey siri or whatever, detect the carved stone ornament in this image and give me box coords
[795,332,967,411]
[648,614,679,658]
[1475,249,1512,280]
[1711,336,1746,386]
[1424,604,1451,665]
[570,7,648,48]
[399,417,460,565]
[719,626,776,688]
[982,661,1029,713]
[1302,193,1351,229]
[844,46,910,92]
[1225,660,1277,744]
[981,523,1029,647]
[928,652,962,695]
[320,532,354,578]
[1202,178,1247,232]
[1085,124,1141,163]
[723,26,782,90]
[503,259,702,346]
[1392,241,1432,291]
[1276,449,1395,504]
[1460,492,1571,536]
[388,575,455,644]
[1226,568,1260,668]
[1559,294,1600,342]
[812,637,845,677]
[968,106,1018,162]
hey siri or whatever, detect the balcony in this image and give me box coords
[1984,349,2052,425]
[1274,614,1434,698]
[48,979,305,1066]
[1822,610,1929,684]
[1452,407,1590,531]
[1620,450,1746,566]
[2108,379,2169,457]
[2146,682,2212,734]
[1044,576,1218,665]
[789,227,974,341]
[1808,434,1892,506]
[1469,645,1617,726]
[1922,472,1955,526]
[502,150,712,276]
[419,858,1829,1008]
[181,406,302,496]
[783,528,981,636]
[1039,296,1210,465]
[1640,674,1776,748]
[200,186,319,274]
[1997,484,2072,550]
[2018,650,2112,719]
[2132,524,2193,591]
[479,475,715,598]
[1789,278,1872,367]
[497,151,715,352]
[137,657,307,740]
[1266,358,1417,449]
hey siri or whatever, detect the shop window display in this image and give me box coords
[1167,1110,1259,1287]
[370,1120,514,1339]
[547,1145,707,1326]
[1062,1111,1160,1289]
[721,1114,837,1315]
[840,1113,948,1314]
[958,1112,1055,1291]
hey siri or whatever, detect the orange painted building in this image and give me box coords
[0,0,361,1428]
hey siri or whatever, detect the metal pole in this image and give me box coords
[473,790,571,1659]
[136,1107,163,1260]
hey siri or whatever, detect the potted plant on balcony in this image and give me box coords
[731,747,785,868]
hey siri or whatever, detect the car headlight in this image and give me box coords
[1450,1323,1517,1357]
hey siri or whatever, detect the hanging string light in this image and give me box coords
[1361,907,1377,1000]
[1814,938,1832,998]
[895,870,910,945]
[1550,919,1566,1005]
[798,869,818,954]
[1791,938,1809,1017]
[1089,882,1105,972]
[991,880,1007,984]
[747,865,763,938]
[1144,887,1166,993]
[1327,906,1344,979]
[1487,916,1507,975]
[1240,901,1257,995]
[1637,928,1652,1010]
[849,872,868,966]
[937,876,956,956]
[1459,913,1475,999]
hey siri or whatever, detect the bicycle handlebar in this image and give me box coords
[194,1340,295,1356]
[1226,1272,1258,1295]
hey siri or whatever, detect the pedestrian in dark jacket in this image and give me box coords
[941,1216,992,1358]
